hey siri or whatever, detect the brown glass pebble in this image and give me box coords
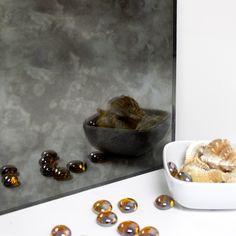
[51,225,71,236]
[177,171,192,182]
[89,151,107,163]
[96,211,118,226]
[88,120,96,126]
[117,221,140,236]
[155,195,175,210]
[118,198,138,213]
[40,164,56,177]
[0,165,18,176]
[39,150,59,166]
[139,226,159,236]
[93,200,113,214]
[53,167,72,181]
[167,162,178,177]
[66,160,87,173]
[2,174,20,188]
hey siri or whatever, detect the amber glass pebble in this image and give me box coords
[2,174,20,188]
[155,195,175,210]
[117,221,140,236]
[139,226,159,236]
[167,162,178,177]
[51,225,71,236]
[0,165,18,176]
[40,164,56,177]
[177,171,192,182]
[53,167,72,181]
[66,160,87,173]
[96,211,118,226]
[118,198,138,213]
[39,150,59,166]
[89,151,107,163]
[93,200,112,214]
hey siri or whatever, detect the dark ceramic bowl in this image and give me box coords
[83,109,171,156]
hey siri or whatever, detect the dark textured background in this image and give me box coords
[0,0,174,214]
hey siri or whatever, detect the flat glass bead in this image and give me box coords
[39,150,59,166]
[139,226,159,236]
[155,195,175,210]
[2,174,20,188]
[177,171,192,182]
[93,200,112,214]
[66,160,87,173]
[117,221,140,236]
[53,167,72,181]
[51,225,71,236]
[167,162,178,177]
[96,211,118,226]
[0,165,18,176]
[89,151,107,163]
[118,198,138,213]
[40,164,56,177]
[41,150,58,158]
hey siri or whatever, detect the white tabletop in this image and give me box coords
[0,169,235,236]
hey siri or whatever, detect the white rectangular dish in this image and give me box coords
[163,141,236,209]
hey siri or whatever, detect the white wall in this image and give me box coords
[176,0,236,140]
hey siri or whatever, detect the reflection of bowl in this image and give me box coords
[83,109,171,156]
[163,141,236,209]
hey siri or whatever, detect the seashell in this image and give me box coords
[184,141,207,164]
[181,161,227,183]
[201,139,236,171]
[108,95,145,121]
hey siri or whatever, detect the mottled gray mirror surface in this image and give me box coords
[0,0,175,215]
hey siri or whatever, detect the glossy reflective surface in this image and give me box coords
[117,221,140,236]
[39,150,59,166]
[167,162,178,177]
[66,160,87,173]
[53,167,72,181]
[93,200,112,214]
[51,225,71,236]
[2,175,20,188]
[89,152,107,163]
[96,211,118,226]
[139,226,159,236]
[155,195,175,210]
[118,198,138,213]
[0,165,18,176]
[177,172,192,182]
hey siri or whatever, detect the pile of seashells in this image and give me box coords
[180,139,236,183]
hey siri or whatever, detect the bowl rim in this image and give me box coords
[163,140,236,186]
[83,108,171,133]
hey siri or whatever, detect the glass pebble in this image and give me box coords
[89,151,107,163]
[167,162,178,177]
[39,150,59,166]
[96,211,118,226]
[118,198,138,213]
[0,165,18,176]
[139,226,159,236]
[2,174,20,188]
[92,200,112,214]
[66,160,87,173]
[155,195,175,210]
[40,164,56,177]
[117,221,140,236]
[177,171,192,182]
[88,120,96,126]
[51,225,71,236]
[53,167,72,181]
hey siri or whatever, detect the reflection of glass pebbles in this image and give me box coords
[0,165,20,188]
